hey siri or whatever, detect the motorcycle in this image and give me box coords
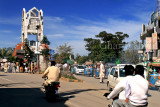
[103,92,119,107]
[42,78,60,100]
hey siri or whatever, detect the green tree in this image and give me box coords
[78,55,89,64]
[84,31,129,62]
[75,54,89,64]
[23,39,34,62]
[41,35,50,45]
[75,53,81,63]
[121,40,141,64]
[0,47,14,59]
[56,43,72,63]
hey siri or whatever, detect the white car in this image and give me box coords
[107,66,126,91]
[75,65,85,74]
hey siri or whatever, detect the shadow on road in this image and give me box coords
[0,87,106,107]
[0,83,25,87]
[0,88,70,107]
[0,75,7,76]
[60,89,106,97]
[149,86,160,92]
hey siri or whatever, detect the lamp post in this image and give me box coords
[36,25,40,73]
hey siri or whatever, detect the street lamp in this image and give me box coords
[36,25,40,73]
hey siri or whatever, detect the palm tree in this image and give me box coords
[0,47,14,60]
[0,48,8,58]
[41,35,50,45]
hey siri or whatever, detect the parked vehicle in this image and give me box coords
[75,65,85,74]
[107,66,126,91]
[107,64,136,91]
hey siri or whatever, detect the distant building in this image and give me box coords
[140,0,160,62]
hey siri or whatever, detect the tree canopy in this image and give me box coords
[75,54,89,64]
[84,31,129,62]
[120,40,141,64]
[0,47,14,59]
[55,43,73,63]
[41,35,50,45]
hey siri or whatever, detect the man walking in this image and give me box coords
[4,61,8,73]
[99,61,105,83]
[11,62,16,73]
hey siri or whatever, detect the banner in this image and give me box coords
[49,49,55,54]
[152,33,158,50]
[146,37,152,52]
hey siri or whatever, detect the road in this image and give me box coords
[0,72,111,107]
[0,72,160,107]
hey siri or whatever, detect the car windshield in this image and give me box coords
[77,66,84,69]
[119,68,125,77]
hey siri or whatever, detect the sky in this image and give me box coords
[0,0,157,55]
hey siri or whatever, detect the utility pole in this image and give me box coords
[36,25,40,73]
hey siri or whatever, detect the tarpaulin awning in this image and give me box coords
[85,61,93,65]
[67,60,74,64]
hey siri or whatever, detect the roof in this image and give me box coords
[40,44,49,49]
[12,42,25,57]
[85,61,93,65]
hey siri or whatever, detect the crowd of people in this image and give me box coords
[0,61,38,73]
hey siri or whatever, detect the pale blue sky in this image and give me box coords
[0,0,157,55]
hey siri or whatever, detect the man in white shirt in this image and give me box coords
[126,65,148,107]
[106,65,134,107]
[99,61,105,83]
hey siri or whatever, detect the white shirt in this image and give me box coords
[127,75,149,106]
[107,76,133,100]
[63,63,67,68]
[99,63,105,77]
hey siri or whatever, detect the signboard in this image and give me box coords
[146,37,152,52]
[152,33,158,50]
[49,50,55,54]
[50,55,54,60]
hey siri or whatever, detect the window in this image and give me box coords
[151,12,155,24]
[110,68,115,75]
[77,66,84,69]
[30,9,39,17]
[119,68,125,77]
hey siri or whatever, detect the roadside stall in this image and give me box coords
[105,63,116,78]
[84,61,93,76]
[94,62,100,78]
[71,64,78,73]
[147,62,160,91]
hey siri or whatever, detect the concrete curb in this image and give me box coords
[60,77,83,82]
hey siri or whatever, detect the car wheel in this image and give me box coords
[107,81,112,91]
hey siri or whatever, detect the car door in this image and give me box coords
[113,68,118,87]
[108,67,115,88]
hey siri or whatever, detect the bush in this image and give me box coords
[62,72,77,80]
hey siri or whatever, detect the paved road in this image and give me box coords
[0,72,111,107]
[0,72,160,107]
[75,74,160,107]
